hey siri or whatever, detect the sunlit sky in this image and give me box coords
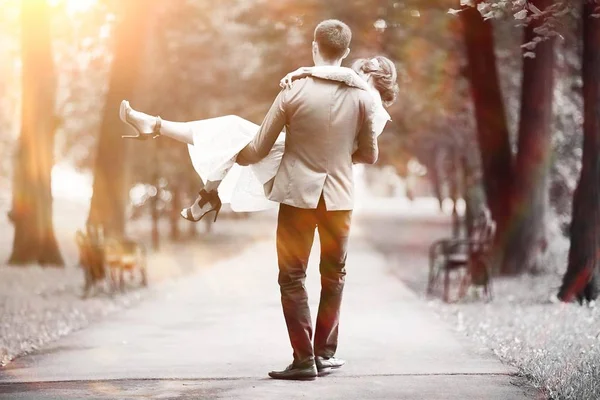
[52,163,93,203]
[48,0,97,14]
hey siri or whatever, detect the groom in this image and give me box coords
[237,19,377,380]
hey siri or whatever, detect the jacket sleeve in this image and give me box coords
[352,93,378,165]
[236,90,287,166]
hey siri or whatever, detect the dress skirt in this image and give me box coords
[186,115,285,212]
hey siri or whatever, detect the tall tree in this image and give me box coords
[459,3,513,258]
[8,0,63,266]
[87,0,153,237]
[503,0,556,275]
[559,1,600,303]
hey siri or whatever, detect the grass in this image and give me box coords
[431,272,600,400]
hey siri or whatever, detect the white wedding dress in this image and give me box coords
[186,67,391,212]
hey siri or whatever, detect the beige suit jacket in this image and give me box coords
[237,77,378,211]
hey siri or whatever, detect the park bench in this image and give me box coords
[76,224,106,297]
[75,224,147,297]
[427,209,496,303]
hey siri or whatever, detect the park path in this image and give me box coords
[0,199,537,399]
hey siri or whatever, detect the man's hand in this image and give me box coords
[280,67,309,89]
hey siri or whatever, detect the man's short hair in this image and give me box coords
[314,19,352,61]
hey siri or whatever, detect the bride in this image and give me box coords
[119,56,398,222]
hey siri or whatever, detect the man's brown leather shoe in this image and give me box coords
[268,363,318,381]
[315,356,346,376]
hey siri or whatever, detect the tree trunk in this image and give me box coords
[170,185,181,241]
[151,172,160,251]
[502,0,556,275]
[87,0,152,237]
[460,3,514,257]
[558,3,600,303]
[8,0,63,266]
[151,192,160,251]
[429,149,444,211]
[151,141,160,250]
[188,216,198,238]
[450,147,461,238]
[187,182,198,239]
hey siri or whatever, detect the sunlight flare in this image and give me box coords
[48,0,96,14]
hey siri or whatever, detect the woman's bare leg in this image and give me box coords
[126,106,194,145]
[160,120,194,145]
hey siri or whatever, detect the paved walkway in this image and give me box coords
[0,202,536,399]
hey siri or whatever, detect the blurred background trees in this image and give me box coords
[1,0,599,301]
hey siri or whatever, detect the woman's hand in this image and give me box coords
[279,67,310,89]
